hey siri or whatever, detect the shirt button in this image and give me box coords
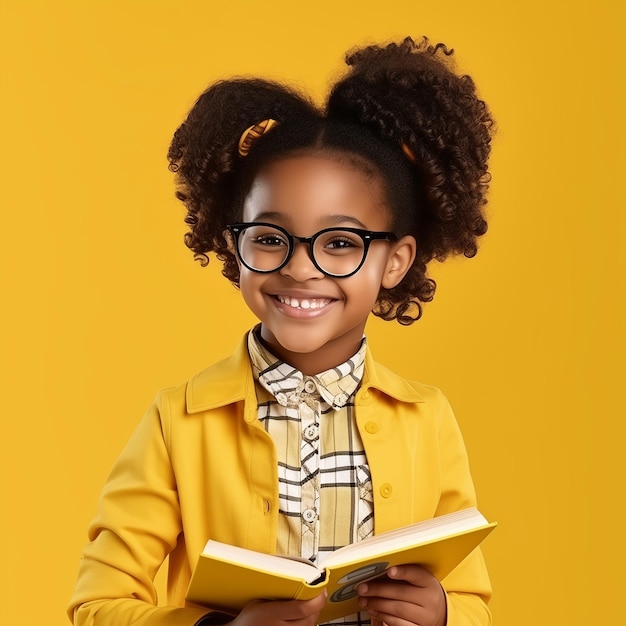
[304,379,316,393]
[365,421,379,434]
[335,392,349,406]
[303,423,319,441]
[302,508,318,523]
[380,483,393,498]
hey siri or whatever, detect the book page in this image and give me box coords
[203,541,322,583]
[321,508,488,568]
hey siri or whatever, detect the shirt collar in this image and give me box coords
[185,330,424,415]
[247,327,366,411]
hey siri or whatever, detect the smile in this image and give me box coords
[275,295,333,310]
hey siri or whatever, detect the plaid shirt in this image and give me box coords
[248,329,373,625]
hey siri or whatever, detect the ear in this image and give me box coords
[381,235,417,289]
[223,229,240,265]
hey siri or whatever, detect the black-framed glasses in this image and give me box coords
[227,222,397,278]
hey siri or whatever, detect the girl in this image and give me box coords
[69,36,494,626]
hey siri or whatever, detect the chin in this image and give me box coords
[274,335,326,356]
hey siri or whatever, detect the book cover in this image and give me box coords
[186,508,496,622]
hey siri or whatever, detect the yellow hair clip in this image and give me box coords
[238,119,278,157]
[401,142,417,164]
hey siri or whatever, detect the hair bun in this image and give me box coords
[327,35,493,259]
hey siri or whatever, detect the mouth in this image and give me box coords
[274,295,334,310]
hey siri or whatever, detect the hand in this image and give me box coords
[357,565,447,626]
[230,591,327,626]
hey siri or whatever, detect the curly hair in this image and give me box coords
[167,36,494,324]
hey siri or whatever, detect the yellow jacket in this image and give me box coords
[69,334,492,626]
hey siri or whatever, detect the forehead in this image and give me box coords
[242,154,391,230]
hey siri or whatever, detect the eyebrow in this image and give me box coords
[251,211,368,229]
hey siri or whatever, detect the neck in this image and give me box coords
[257,326,364,375]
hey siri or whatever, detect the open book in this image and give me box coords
[186,507,496,622]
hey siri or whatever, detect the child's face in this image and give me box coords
[238,154,416,375]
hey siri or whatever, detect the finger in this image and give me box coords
[365,610,417,626]
[278,592,327,619]
[359,596,421,623]
[358,577,417,602]
[359,583,446,626]
[386,564,437,587]
[243,592,326,623]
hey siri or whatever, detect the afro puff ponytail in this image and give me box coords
[168,37,494,324]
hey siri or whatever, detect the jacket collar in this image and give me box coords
[185,331,424,415]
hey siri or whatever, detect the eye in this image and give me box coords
[244,226,289,248]
[325,237,356,249]
[318,231,364,254]
[254,233,287,247]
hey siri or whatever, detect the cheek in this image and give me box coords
[238,270,269,310]
[357,252,391,289]
[237,270,254,298]
[343,269,387,308]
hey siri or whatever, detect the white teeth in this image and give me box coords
[277,296,330,310]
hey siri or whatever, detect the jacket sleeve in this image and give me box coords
[67,394,210,626]
[434,391,492,626]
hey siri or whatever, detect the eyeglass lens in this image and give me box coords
[237,224,368,276]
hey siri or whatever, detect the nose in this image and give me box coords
[279,241,324,281]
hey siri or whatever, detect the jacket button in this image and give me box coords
[263,499,271,514]
[380,483,393,498]
[365,421,379,434]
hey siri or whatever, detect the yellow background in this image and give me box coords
[1,1,624,624]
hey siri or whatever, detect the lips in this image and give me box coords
[275,295,333,310]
